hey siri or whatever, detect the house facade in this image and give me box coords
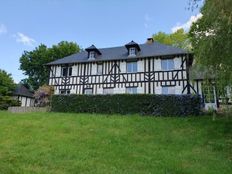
[47,39,198,97]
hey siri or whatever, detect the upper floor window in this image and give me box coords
[162,86,175,95]
[103,88,114,94]
[84,88,93,95]
[127,61,137,73]
[89,51,95,59]
[161,59,174,71]
[126,87,137,94]
[61,67,72,77]
[97,64,103,75]
[129,47,136,56]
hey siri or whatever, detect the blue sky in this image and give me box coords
[0,0,202,83]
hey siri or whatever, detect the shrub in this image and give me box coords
[51,94,201,116]
[0,96,21,110]
[34,85,54,107]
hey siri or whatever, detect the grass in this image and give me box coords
[0,111,231,174]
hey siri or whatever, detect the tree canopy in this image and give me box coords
[152,29,191,51]
[189,0,232,94]
[20,41,80,90]
[0,69,15,96]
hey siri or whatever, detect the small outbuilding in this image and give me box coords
[12,84,35,107]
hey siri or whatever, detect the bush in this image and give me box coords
[51,94,201,116]
[0,96,21,110]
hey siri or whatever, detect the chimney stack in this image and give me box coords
[146,38,154,44]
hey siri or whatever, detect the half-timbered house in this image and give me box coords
[46,38,200,97]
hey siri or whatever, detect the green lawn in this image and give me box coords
[0,111,231,174]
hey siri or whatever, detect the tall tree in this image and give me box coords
[189,0,232,95]
[0,69,15,96]
[152,29,191,51]
[20,41,80,90]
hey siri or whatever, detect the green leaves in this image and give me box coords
[19,41,80,90]
[190,0,232,93]
[152,29,191,51]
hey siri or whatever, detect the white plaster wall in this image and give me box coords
[154,59,161,71]
[137,60,144,72]
[120,61,126,73]
[174,57,182,69]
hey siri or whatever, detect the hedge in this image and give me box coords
[51,94,201,116]
[0,96,21,110]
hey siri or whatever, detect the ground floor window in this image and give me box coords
[126,87,137,94]
[84,88,93,95]
[60,89,70,95]
[103,88,114,94]
[162,86,175,95]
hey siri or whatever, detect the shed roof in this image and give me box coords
[13,84,34,98]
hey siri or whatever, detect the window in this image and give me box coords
[60,89,70,95]
[61,67,72,76]
[129,47,136,56]
[161,59,174,71]
[97,64,103,75]
[89,51,95,59]
[162,86,175,95]
[127,61,137,73]
[103,88,114,94]
[84,88,93,95]
[126,87,137,94]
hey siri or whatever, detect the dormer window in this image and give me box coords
[129,47,136,56]
[89,51,95,59]
[85,44,102,60]
[125,40,141,57]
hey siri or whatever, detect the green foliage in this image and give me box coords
[190,0,232,95]
[0,69,15,96]
[51,94,201,116]
[0,111,231,173]
[0,96,20,110]
[19,41,80,90]
[152,29,191,50]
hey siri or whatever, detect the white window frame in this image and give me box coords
[161,59,174,71]
[126,87,137,94]
[97,64,103,75]
[103,88,114,95]
[61,66,72,77]
[84,88,93,95]
[162,86,175,95]
[129,47,136,56]
[89,51,95,59]
[126,61,137,73]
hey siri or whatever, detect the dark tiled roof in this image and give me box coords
[47,41,189,65]
[13,84,34,98]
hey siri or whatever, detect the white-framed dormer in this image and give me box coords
[89,51,95,60]
[129,47,136,57]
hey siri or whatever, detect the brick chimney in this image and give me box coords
[146,38,154,44]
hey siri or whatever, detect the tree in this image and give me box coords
[189,0,232,97]
[20,41,80,90]
[0,69,15,96]
[152,29,191,50]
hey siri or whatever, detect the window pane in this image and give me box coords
[97,64,103,74]
[168,60,174,70]
[126,87,137,94]
[62,67,68,76]
[84,89,93,95]
[69,67,72,76]
[161,60,167,70]
[103,88,114,94]
[127,62,137,73]
[162,87,168,94]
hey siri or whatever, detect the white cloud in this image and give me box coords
[14,32,36,46]
[171,13,203,33]
[144,14,152,29]
[0,24,7,34]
